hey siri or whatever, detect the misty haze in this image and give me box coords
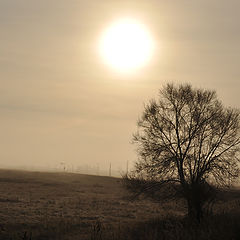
[0,1,240,239]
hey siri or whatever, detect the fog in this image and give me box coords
[1,0,240,173]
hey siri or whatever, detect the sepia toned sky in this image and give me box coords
[1,0,240,173]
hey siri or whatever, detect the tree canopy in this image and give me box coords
[125,83,240,220]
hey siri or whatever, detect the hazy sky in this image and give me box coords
[1,0,240,172]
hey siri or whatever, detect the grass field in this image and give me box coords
[0,169,239,240]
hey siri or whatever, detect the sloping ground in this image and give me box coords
[0,169,171,240]
[0,169,239,240]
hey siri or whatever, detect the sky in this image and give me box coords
[1,0,240,173]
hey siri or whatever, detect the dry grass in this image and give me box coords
[0,169,170,239]
[0,169,239,240]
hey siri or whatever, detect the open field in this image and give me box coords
[0,169,239,240]
[0,169,170,240]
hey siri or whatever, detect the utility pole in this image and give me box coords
[109,163,111,177]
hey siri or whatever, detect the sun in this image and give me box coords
[99,19,154,72]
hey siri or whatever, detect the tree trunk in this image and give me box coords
[187,197,202,222]
[186,186,203,222]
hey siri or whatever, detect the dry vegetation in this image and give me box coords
[0,169,239,240]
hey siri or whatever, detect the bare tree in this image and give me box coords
[124,83,240,221]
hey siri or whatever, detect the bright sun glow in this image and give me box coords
[99,19,154,72]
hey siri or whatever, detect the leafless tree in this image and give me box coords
[124,83,240,221]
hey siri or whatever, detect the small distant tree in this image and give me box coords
[124,83,240,221]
